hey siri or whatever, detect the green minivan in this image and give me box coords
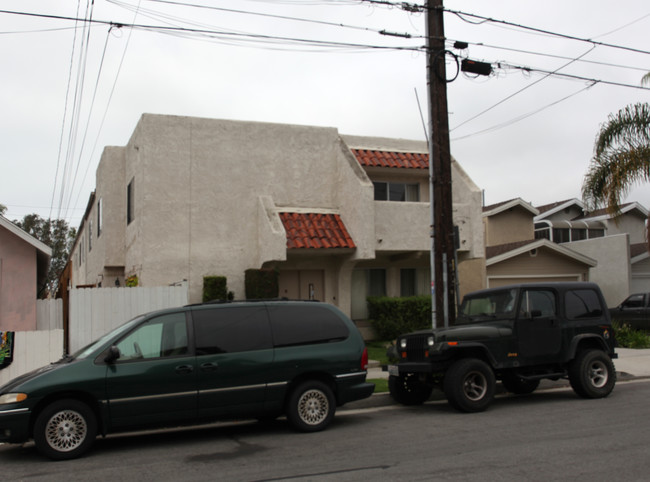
[0,300,374,460]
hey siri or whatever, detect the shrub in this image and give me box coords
[245,269,279,299]
[612,321,650,349]
[367,296,432,340]
[203,276,228,302]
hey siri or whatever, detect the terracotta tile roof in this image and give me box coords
[351,149,428,169]
[279,213,356,249]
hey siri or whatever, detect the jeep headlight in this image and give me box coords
[0,393,27,404]
[399,338,407,349]
[427,335,435,347]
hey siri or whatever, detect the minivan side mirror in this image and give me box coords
[104,345,121,364]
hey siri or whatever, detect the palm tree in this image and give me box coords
[582,102,650,215]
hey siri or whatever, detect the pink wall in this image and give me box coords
[0,228,37,331]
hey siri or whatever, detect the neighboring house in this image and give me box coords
[0,215,52,331]
[483,199,597,289]
[68,114,485,321]
[483,197,648,307]
[630,243,650,294]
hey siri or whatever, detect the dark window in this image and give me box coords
[88,219,92,252]
[127,178,135,225]
[622,294,645,309]
[571,228,587,241]
[373,182,388,201]
[115,313,188,361]
[519,290,556,318]
[193,306,272,355]
[97,198,102,237]
[565,289,603,319]
[400,268,416,297]
[535,228,550,240]
[373,182,419,202]
[552,228,570,243]
[588,229,605,239]
[268,305,349,347]
[368,269,386,297]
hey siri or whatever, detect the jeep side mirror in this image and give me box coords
[104,345,121,364]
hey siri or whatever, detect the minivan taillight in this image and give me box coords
[361,347,369,370]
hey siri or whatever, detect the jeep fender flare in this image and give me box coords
[443,343,498,368]
[568,334,610,360]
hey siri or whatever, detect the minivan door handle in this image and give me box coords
[200,362,219,372]
[175,365,194,375]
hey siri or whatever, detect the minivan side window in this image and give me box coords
[565,289,603,319]
[115,313,188,361]
[268,305,349,347]
[193,306,272,355]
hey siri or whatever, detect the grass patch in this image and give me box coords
[613,321,650,349]
[366,340,393,365]
[368,378,388,393]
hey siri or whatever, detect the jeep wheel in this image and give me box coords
[286,381,335,432]
[388,373,433,405]
[501,373,540,395]
[569,350,616,399]
[33,399,97,460]
[444,358,495,413]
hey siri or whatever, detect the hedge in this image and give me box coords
[367,296,432,340]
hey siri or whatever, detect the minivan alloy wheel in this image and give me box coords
[287,380,336,432]
[298,389,329,425]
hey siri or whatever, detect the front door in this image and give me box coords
[516,289,562,359]
[106,312,197,429]
[279,270,324,301]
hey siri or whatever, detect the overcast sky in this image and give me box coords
[1,0,649,227]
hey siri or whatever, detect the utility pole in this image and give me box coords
[426,0,456,328]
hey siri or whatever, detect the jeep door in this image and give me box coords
[105,312,197,429]
[515,288,562,359]
[191,305,274,419]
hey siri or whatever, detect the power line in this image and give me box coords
[443,7,650,56]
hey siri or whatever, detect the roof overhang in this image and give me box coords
[486,238,597,267]
[483,198,539,218]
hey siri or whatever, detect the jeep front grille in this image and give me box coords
[404,335,429,362]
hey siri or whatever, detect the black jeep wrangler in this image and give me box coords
[386,282,617,412]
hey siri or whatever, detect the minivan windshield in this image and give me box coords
[457,288,517,324]
[71,314,147,360]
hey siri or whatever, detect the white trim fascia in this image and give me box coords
[0,215,52,257]
[486,239,597,267]
[483,198,539,218]
[631,250,649,265]
[534,198,584,221]
[579,202,649,222]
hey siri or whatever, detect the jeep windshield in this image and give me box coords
[457,288,517,324]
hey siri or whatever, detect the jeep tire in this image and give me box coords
[568,349,616,399]
[444,358,495,412]
[388,373,433,405]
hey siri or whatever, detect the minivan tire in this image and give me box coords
[33,399,97,460]
[286,381,336,432]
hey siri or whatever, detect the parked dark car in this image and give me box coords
[609,293,650,330]
[387,282,617,412]
[0,300,373,460]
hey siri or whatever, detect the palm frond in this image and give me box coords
[594,102,650,157]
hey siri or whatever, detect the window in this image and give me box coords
[88,219,93,252]
[373,182,419,202]
[400,269,417,297]
[97,198,102,237]
[268,305,349,347]
[552,228,571,243]
[368,269,386,297]
[622,294,645,309]
[193,306,272,355]
[565,289,603,319]
[127,178,135,225]
[588,229,605,238]
[115,313,188,361]
[519,290,556,318]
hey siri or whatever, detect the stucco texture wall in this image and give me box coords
[0,229,37,331]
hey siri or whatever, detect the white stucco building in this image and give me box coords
[70,114,485,319]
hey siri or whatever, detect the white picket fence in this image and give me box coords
[0,284,188,386]
[68,283,189,353]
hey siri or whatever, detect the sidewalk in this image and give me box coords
[366,348,650,380]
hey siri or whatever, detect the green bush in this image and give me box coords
[613,321,650,349]
[203,276,228,302]
[367,296,432,340]
[245,269,279,299]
